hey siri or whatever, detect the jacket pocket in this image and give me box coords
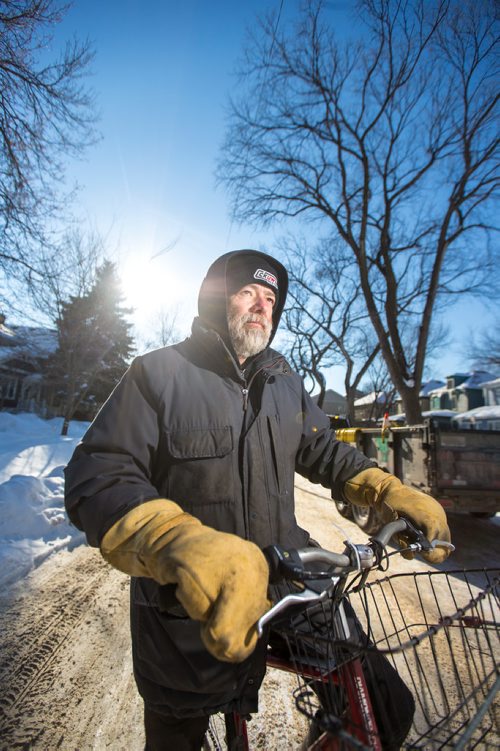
[266,415,288,496]
[162,426,236,511]
[166,426,233,459]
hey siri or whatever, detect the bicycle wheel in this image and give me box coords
[333,498,353,520]
[270,597,382,750]
[351,504,380,534]
[203,712,248,751]
[203,713,227,750]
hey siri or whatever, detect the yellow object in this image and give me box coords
[335,428,361,443]
[344,468,452,564]
[100,499,271,663]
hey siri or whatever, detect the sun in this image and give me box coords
[119,255,184,323]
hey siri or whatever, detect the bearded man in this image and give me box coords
[64,249,451,750]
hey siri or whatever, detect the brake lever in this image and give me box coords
[398,516,432,551]
[398,515,457,555]
[257,586,330,637]
[430,540,455,552]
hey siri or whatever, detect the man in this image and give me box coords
[64,249,451,750]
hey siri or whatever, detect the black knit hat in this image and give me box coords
[226,253,280,307]
[198,249,288,345]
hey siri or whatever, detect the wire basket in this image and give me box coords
[272,569,499,750]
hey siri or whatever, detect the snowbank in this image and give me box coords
[0,413,89,588]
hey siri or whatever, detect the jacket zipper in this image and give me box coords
[241,357,286,411]
[241,387,249,410]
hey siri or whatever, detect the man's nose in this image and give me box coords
[250,293,270,313]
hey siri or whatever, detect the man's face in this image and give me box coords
[227,283,275,363]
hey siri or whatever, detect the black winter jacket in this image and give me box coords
[64,250,375,717]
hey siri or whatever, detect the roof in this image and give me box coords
[393,379,445,401]
[428,370,498,395]
[0,325,57,365]
[419,379,445,396]
[312,388,346,402]
[479,377,500,389]
[354,391,391,407]
[452,405,500,423]
[456,371,497,391]
[0,322,16,346]
[385,409,457,424]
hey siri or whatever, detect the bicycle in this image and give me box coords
[203,518,499,750]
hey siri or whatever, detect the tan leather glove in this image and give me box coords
[100,499,271,662]
[343,468,452,564]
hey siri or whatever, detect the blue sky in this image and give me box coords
[55,1,290,330]
[51,0,497,393]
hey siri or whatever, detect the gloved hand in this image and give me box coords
[100,499,271,662]
[343,468,452,564]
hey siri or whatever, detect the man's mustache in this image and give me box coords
[242,314,270,328]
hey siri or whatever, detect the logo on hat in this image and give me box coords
[254,269,278,289]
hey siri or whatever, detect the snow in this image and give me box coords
[0,412,89,589]
[0,323,57,362]
[428,370,498,396]
[452,404,500,428]
[384,409,457,424]
[419,379,445,396]
[353,390,391,406]
[456,370,497,390]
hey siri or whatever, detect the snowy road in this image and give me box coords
[0,480,498,750]
[0,546,142,750]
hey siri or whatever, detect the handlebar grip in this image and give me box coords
[263,545,305,584]
[264,544,353,582]
[370,516,432,551]
[370,518,409,547]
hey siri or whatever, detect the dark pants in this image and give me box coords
[144,705,209,751]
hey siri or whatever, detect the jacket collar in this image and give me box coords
[189,317,289,381]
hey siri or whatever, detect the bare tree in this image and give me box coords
[359,357,398,422]
[281,236,381,422]
[218,0,499,423]
[141,306,182,351]
[0,0,98,293]
[468,320,500,369]
[28,225,106,324]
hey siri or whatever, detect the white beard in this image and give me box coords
[227,310,272,360]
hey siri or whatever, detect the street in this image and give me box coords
[0,479,498,750]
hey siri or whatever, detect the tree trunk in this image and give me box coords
[316,386,326,410]
[345,388,356,426]
[61,418,70,436]
[398,385,422,425]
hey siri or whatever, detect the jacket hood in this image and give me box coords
[197,249,288,349]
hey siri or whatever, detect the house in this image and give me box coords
[429,371,497,413]
[0,317,57,412]
[481,377,500,407]
[452,405,500,431]
[450,377,500,429]
[392,379,445,415]
[353,390,395,422]
[312,388,347,416]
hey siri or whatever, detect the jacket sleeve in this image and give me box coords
[64,356,162,547]
[294,386,376,500]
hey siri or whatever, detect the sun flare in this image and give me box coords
[119,256,185,323]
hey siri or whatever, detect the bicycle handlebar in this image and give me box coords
[257,517,454,635]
